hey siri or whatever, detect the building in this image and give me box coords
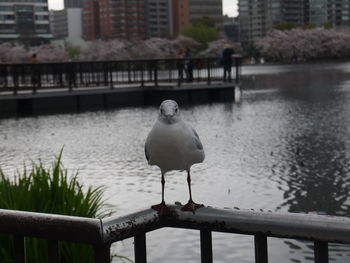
[50,10,67,39]
[189,0,223,28]
[0,0,52,43]
[238,0,350,44]
[146,0,173,37]
[81,0,223,40]
[326,0,350,26]
[50,8,83,40]
[223,15,239,42]
[82,0,100,40]
[172,0,190,35]
[83,0,147,40]
[238,0,273,44]
[64,0,84,8]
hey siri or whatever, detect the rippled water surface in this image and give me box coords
[2,62,350,262]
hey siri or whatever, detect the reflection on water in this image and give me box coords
[1,62,350,262]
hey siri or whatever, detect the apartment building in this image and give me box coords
[239,0,350,44]
[50,9,67,39]
[0,0,52,42]
[82,0,100,40]
[147,0,173,37]
[189,0,223,28]
[64,0,84,8]
[83,0,146,40]
[50,8,83,40]
[172,0,189,35]
[81,0,223,40]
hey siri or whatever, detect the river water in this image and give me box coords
[1,62,350,262]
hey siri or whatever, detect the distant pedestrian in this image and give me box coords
[30,53,38,63]
[30,54,40,90]
[250,57,256,64]
[176,49,185,82]
[185,48,193,82]
[222,45,234,82]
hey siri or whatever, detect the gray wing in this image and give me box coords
[144,143,150,161]
[190,126,203,150]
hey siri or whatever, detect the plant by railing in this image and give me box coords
[0,57,242,94]
[0,152,111,263]
[0,204,350,263]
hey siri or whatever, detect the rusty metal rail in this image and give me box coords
[1,204,350,262]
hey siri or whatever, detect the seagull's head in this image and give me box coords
[158,100,181,124]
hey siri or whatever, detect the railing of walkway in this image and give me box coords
[0,56,242,94]
[1,204,350,263]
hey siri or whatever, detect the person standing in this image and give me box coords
[176,49,185,82]
[222,46,234,82]
[30,54,40,90]
[185,48,193,82]
[30,53,38,63]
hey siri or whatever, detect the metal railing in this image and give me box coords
[1,204,350,263]
[0,56,242,95]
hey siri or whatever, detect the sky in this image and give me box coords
[48,0,238,17]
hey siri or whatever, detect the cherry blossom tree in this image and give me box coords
[29,44,69,62]
[0,35,239,63]
[255,28,350,62]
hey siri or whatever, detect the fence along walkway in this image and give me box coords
[0,57,242,95]
[1,204,350,263]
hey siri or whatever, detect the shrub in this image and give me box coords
[0,151,111,263]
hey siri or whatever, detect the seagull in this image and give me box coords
[145,100,205,215]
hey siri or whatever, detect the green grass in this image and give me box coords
[0,150,113,263]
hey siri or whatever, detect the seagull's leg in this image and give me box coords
[151,172,170,215]
[181,170,204,213]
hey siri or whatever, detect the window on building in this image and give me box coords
[15,5,35,32]
[0,5,13,11]
[35,6,48,11]
[0,24,15,33]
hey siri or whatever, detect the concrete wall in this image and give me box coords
[0,86,236,118]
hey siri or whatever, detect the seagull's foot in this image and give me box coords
[151,201,170,216]
[181,199,204,213]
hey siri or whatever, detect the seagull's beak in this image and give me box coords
[165,114,173,123]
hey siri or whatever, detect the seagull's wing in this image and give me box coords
[190,126,203,151]
[144,142,150,161]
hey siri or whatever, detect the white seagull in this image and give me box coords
[145,99,205,215]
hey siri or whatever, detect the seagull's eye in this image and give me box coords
[160,108,163,114]
[175,108,178,113]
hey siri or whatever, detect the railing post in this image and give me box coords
[134,233,147,263]
[314,241,328,263]
[127,61,132,83]
[140,61,144,87]
[14,235,26,263]
[254,234,268,263]
[235,56,241,85]
[200,230,213,263]
[94,244,111,263]
[48,240,59,263]
[154,60,158,87]
[109,62,114,89]
[207,58,211,85]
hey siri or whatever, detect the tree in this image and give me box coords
[255,28,350,62]
[301,24,316,29]
[180,15,219,44]
[274,22,294,31]
[65,43,81,61]
[195,16,215,28]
